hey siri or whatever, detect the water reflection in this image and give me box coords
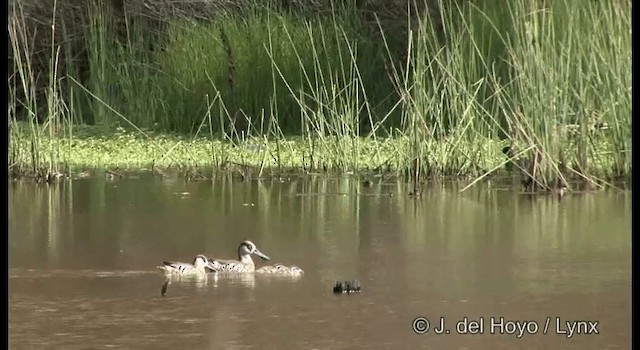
[160,273,219,297]
[9,174,631,349]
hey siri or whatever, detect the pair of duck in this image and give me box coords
[157,240,303,277]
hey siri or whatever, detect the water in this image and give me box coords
[9,174,631,349]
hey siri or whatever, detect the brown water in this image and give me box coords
[9,174,631,349]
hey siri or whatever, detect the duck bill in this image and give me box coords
[253,250,270,261]
[206,261,219,272]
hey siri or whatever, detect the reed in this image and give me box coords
[9,0,71,182]
[8,0,630,190]
[387,0,630,189]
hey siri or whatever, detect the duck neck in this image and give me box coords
[194,259,206,272]
[238,254,255,266]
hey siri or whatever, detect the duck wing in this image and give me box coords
[208,258,251,272]
[158,261,195,274]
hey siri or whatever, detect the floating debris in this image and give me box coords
[333,280,361,294]
[45,172,65,184]
[105,169,123,181]
[76,171,92,178]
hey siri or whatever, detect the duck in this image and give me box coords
[207,240,271,273]
[157,254,217,276]
[256,264,304,277]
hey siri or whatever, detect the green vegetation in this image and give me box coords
[9,122,510,177]
[9,0,630,191]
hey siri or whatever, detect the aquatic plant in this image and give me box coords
[8,0,630,191]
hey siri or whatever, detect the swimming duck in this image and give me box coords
[256,264,304,277]
[207,240,271,273]
[157,254,217,276]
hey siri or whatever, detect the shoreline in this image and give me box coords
[9,124,508,174]
[8,124,628,192]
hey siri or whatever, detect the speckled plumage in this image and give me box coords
[207,241,270,273]
[157,254,216,276]
[256,264,304,277]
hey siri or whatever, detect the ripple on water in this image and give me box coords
[9,268,157,279]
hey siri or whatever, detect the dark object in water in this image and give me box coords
[502,146,535,191]
[552,187,566,201]
[409,190,421,198]
[333,280,361,294]
[161,279,170,297]
[502,146,567,198]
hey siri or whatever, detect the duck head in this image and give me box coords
[193,254,219,271]
[238,240,270,262]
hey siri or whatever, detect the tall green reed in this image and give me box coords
[497,0,631,188]
[9,0,70,181]
[9,0,630,188]
[391,0,630,189]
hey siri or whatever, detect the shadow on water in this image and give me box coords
[8,174,631,349]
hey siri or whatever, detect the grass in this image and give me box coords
[8,0,631,191]
[8,122,506,171]
[11,122,616,186]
